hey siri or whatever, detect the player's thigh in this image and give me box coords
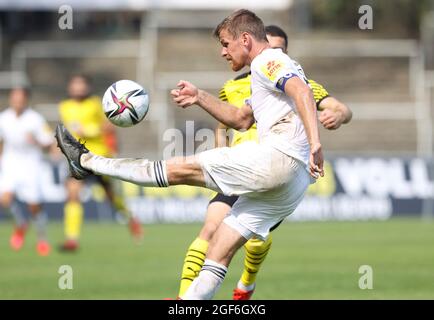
[14,172,43,207]
[207,222,248,267]
[199,201,232,241]
[196,142,295,196]
[166,156,206,187]
[66,178,84,201]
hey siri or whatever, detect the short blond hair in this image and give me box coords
[214,9,267,42]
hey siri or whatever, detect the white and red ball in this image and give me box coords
[102,79,149,127]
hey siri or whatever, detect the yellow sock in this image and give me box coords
[64,201,84,240]
[112,195,131,218]
[178,237,209,298]
[240,235,273,287]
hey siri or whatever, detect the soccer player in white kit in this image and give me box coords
[55,9,324,298]
[0,87,54,256]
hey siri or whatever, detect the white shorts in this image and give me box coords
[0,160,44,204]
[197,141,311,240]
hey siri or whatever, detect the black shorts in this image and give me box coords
[208,193,239,207]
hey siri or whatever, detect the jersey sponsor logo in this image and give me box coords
[261,60,284,81]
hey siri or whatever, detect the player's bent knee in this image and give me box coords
[198,222,219,241]
[207,223,247,266]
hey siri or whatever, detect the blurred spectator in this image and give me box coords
[58,74,143,252]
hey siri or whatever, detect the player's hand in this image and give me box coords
[319,109,342,130]
[309,143,324,179]
[170,80,199,108]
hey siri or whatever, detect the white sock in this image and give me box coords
[183,259,227,300]
[81,154,169,187]
[237,280,255,291]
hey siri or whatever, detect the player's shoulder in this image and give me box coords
[256,48,289,63]
[233,72,251,81]
[223,72,250,87]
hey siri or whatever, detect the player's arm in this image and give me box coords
[28,119,55,152]
[171,80,255,130]
[215,122,230,148]
[318,96,352,130]
[308,79,352,130]
[283,76,324,178]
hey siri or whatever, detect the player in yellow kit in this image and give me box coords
[176,25,352,299]
[58,74,143,251]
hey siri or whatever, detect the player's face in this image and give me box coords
[9,89,28,114]
[266,35,287,53]
[68,77,90,100]
[218,29,248,71]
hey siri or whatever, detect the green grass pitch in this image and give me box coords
[0,218,433,299]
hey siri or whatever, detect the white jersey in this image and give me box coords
[250,48,310,167]
[0,107,53,203]
[0,108,53,166]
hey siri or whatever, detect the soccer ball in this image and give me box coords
[102,79,149,127]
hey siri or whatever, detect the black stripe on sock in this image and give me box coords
[156,161,168,187]
[245,257,263,266]
[155,161,164,187]
[157,161,168,187]
[245,252,268,261]
[244,269,258,274]
[202,267,225,281]
[187,254,205,263]
[181,277,195,282]
[189,249,206,256]
[202,265,226,281]
[185,260,204,269]
[245,245,271,256]
[153,162,163,187]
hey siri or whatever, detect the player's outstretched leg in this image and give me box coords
[55,124,207,189]
[233,235,272,300]
[55,124,92,180]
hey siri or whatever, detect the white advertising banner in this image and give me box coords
[0,156,432,222]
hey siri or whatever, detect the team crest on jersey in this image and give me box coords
[261,60,284,81]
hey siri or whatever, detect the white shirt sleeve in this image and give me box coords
[253,51,308,93]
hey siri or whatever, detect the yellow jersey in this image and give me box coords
[59,95,111,157]
[219,74,329,147]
